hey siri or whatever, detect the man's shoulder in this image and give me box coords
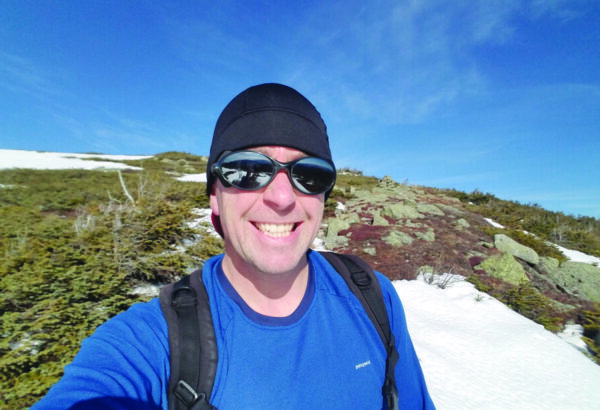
[310,250,401,308]
[93,298,168,344]
[310,250,393,286]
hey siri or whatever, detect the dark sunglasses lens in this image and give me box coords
[219,152,274,189]
[291,158,336,194]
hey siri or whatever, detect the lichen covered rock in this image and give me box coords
[416,203,445,216]
[475,252,529,285]
[539,257,560,273]
[371,212,389,226]
[454,218,471,231]
[383,230,414,247]
[381,203,423,220]
[546,261,600,303]
[494,234,539,265]
[415,229,435,242]
[326,218,350,238]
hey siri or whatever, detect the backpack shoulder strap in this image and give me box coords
[159,270,218,410]
[318,251,399,410]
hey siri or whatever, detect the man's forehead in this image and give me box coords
[247,145,309,158]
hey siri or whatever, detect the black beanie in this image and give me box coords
[206,83,334,196]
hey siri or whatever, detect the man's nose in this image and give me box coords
[262,170,296,209]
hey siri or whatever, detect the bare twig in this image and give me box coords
[118,170,135,206]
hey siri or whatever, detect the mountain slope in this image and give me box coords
[1,150,599,408]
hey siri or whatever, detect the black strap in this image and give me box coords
[160,272,218,410]
[318,252,399,410]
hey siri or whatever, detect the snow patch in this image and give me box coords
[311,237,327,251]
[484,217,504,228]
[0,149,150,170]
[558,324,589,353]
[176,173,207,182]
[394,278,600,409]
[553,244,600,266]
[129,284,161,298]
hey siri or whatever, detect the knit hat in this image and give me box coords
[206,83,334,196]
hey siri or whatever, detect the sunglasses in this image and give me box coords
[212,150,336,195]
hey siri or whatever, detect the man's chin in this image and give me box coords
[252,252,309,277]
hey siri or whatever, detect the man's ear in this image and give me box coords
[209,189,219,216]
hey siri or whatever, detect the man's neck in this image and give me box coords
[221,255,310,317]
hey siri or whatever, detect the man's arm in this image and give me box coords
[31,299,170,410]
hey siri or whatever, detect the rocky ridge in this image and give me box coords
[319,175,600,315]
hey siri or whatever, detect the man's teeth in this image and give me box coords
[256,223,295,237]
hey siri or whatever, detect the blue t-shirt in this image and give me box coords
[33,251,435,409]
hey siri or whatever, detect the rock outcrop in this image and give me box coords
[474,252,529,285]
[494,234,540,265]
[319,173,599,317]
[545,261,600,303]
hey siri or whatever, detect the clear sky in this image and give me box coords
[1,1,599,218]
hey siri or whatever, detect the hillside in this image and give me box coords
[1,150,599,408]
[323,172,600,329]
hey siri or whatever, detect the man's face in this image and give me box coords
[210,146,325,277]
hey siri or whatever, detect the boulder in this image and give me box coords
[371,212,389,226]
[538,257,560,273]
[478,240,494,249]
[322,235,349,249]
[475,252,529,285]
[363,247,377,256]
[377,175,398,190]
[546,261,600,303]
[325,213,360,238]
[352,189,394,204]
[383,230,414,247]
[381,203,423,220]
[416,203,445,216]
[326,218,350,238]
[494,234,539,265]
[454,218,471,231]
[415,229,435,242]
[437,203,465,215]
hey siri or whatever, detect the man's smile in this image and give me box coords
[253,222,299,238]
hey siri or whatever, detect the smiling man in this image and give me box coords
[33,83,434,410]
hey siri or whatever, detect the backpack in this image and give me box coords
[158,251,399,410]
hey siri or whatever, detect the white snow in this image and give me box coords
[0,149,150,170]
[396,276,600,409]
[187,208,221,239]
[3,149,600,408]
[558,324,589,353]
[553,244,600,266]
[484,217,505,229]
[176,173,207,182]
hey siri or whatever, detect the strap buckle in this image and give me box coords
[175,379,200,406]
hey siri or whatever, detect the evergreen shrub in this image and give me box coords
[0,153,219,408]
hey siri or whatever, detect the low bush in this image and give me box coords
[446,188,600,257]
[501,281,563,332]
[580,306,600,364]
[0,153,218,408]
[467,276,563,332]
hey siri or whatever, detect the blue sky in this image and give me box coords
[1,1,599,218]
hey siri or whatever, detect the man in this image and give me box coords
[34,83,434,409]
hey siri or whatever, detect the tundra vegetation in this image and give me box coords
[1,154,599,408]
